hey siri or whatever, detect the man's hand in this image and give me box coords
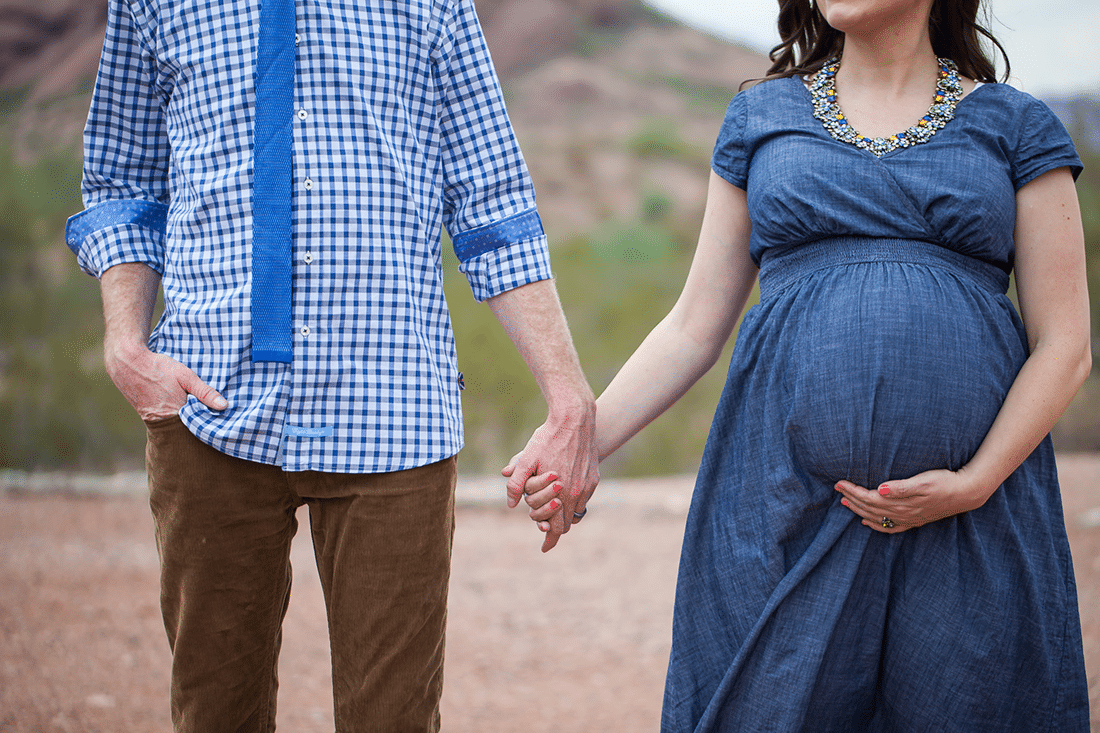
[502,401,598,552]
[105,338,227,421]
[100,262,226,421]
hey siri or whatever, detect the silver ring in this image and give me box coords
[881,516,895,529]
[573,508,587,520]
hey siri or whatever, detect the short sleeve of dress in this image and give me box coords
[711,91,749,189]
[1012,98,1083,190]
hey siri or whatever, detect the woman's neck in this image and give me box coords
[836,35,940,100]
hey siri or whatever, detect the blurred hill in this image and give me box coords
[0,0,1097,473]
[0,0,627,97]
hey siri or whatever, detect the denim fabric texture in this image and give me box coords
[662,77,1090,732]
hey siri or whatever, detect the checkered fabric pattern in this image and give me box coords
[66,0,553,472]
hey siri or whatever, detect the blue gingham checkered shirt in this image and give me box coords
[66,0,553,472]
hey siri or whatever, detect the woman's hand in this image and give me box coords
[834,468,995,533]
[506,464,566,532]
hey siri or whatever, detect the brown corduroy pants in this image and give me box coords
[144,416,457,733]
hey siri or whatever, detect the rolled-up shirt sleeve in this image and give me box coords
[434,0,553,301]
[65,0,170,279]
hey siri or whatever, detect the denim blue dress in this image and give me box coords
[662,76,1089,732]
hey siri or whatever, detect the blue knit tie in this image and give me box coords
[251,0,295,363]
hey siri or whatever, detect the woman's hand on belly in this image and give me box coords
[833,469,994,533]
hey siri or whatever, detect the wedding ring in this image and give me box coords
[881,516,895,529]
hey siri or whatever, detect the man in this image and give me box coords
[65,0,597,730]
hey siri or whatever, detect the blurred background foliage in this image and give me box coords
[0,4,1097,477]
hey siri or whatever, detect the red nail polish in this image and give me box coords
[841,498,849,507]
[553,483,562,493]
[551,499,560,509]
[879,485,891,496]
[548,473,558,482]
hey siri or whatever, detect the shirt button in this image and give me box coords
[303,178,313,190]
[300,326,310,336]
[297,109,308,120]
[303,251,313,264]
[295,33,301,45]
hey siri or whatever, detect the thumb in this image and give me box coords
[178,369,228,411]
[500,452,522,478]
[877,478,905,497]
[505,454,538,509]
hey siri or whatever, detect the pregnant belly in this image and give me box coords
[758,259,1027,488]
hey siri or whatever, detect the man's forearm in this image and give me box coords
[488,278,598,550]
[101,263,161,351]
[486,278,594,417]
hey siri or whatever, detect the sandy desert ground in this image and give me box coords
[1,455,1098,732]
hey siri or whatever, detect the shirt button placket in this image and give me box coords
[295,33,313,353]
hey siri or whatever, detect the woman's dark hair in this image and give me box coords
[762,0,1010,83]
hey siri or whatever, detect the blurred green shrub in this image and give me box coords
[0,145,148,470]
[2,123,1098,472]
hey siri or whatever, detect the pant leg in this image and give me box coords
[297,457,457,733]
[146,416,301,733]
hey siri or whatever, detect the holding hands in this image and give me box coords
[501,412,599,552]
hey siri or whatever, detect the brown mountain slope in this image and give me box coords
[505,22,766,236]
[0,0,767,235]
[0,0,638,101]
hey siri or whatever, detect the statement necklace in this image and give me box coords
[810,57,963,157]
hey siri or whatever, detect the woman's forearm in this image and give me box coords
[595,172,757,462]
[960,167,1091,500]
[960,337,1091,499]
[595,313,731,461]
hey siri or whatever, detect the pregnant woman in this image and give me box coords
[513,0,1091,729]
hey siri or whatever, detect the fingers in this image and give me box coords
[500,452,520,478]
[505,454,538,509]
[178,368,228,410]
[540,529,561,553]
[835,480,906,534]
[571,464,598,524]
[545,510,568,543]
[528,496,563,523]
[524,475,564,527]
[112,349,220,421]
[522,470,559,500]
[523,470,563,516]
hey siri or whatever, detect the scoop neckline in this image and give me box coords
[791,75,995,157]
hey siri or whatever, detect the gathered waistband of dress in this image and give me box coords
[757,237,1010,300]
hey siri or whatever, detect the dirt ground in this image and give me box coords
[2,456,1098,732]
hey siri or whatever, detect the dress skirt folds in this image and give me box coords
[660,77,1090,732]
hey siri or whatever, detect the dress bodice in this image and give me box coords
[711,76,1082,273]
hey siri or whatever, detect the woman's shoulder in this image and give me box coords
[733,74,806,104]
[720,75,807,133]
[961,82,1081,188]
[960,82,1062,124]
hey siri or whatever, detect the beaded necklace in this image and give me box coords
[810,57,963,157]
